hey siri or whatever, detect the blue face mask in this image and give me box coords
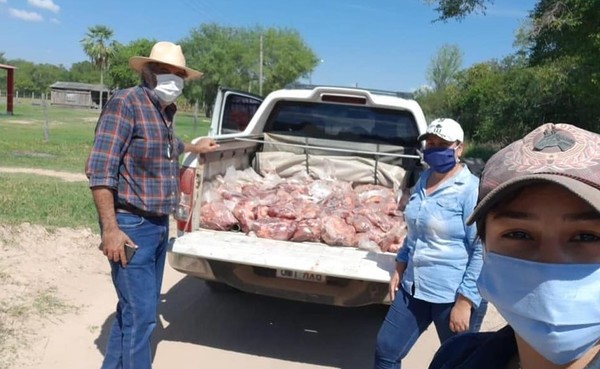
[478,252,600,365]
[423,147,457,173]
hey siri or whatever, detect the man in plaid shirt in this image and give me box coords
[85,41,218,369]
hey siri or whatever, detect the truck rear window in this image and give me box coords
[264,101,420,147]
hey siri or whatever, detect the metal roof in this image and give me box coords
[50,81,109,92]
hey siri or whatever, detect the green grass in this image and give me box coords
[0,103,99,172]
[0,101,210,229]
[0,284,75,369]
[32,287,77,317]
[0,174,98,229]
[2,287,74,319]
[0,100,210,172]
[173,110,212,142]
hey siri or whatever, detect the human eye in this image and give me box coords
[501,230,532,240]
[571,232,600,242]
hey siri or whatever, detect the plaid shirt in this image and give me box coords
[85,85,185,215]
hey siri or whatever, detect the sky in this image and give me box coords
[0,0,538,92]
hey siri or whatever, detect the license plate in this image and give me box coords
[276,269,327,283]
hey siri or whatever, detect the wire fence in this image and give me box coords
[0,89,49,106]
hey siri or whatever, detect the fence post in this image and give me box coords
[193,101,198,135]
[43,99,49,142]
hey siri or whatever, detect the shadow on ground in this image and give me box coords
[95,276,388,369]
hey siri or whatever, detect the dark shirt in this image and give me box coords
[429,325,600,369]
[85,85,185,215]
[428,326,516,369]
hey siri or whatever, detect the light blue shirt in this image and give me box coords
[396,165,483,307]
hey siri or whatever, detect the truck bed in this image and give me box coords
[170,86,426,305]
[171,228,395,283]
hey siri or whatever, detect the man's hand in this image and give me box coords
[188,138,219,154]
[449,294,473,333]
[100,227,135,268]
[91,187,134,268]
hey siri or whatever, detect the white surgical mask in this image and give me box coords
[478,252,600,365]
[154,74,184,104]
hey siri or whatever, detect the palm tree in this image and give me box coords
[81,25,117,110]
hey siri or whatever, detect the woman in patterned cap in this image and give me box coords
[374,118,488,369]
[428,123,600,369]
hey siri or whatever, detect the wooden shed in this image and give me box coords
[50,81,110,108]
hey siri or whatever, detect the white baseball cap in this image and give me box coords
[418,118,464,143]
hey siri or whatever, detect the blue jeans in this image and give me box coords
[374,288,488,369]
[100,213,169,369]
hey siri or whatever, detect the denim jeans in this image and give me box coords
[374,288,488,369]
[100,212,169,369]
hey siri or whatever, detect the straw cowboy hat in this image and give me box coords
[129,41,203,80]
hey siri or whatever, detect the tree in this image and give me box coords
[415,85,458,122]
[422,0,492,20]
[5,59,67,96]
[179,23,317,114]
[419,0,600,137]
[260,27,320,92]
[179,24,245,115]
[81,25,118,110]
[443,58,570,144]
[426,44,463,91]
[68,61,100,84]
[108,38,156,90]
[525,0,600,132]
[32,63,69,95]
[417,44,463,124]
[527,0,599,63]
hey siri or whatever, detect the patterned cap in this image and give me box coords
[467,123,600,225]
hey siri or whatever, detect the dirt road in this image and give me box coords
[0,221,505,369]
[0,167,505,369]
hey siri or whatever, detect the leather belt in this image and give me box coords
[115,204,166,218]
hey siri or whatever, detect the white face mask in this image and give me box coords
[154,74,184,104]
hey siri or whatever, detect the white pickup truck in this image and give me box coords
[168,85,428,306]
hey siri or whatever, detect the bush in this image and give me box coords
[463,142,500,162]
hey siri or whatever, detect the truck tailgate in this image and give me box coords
[171,229,395,283]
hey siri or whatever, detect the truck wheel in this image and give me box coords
[204,280,238,293]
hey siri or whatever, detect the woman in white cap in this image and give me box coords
[86,41,218,369]
[374,118,488,369]
[428,123,600,369]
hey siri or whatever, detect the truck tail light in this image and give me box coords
[175,166,196,232]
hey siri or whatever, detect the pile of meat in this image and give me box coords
[199,167,407,253]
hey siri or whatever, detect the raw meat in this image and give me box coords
[199,167,406,252]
